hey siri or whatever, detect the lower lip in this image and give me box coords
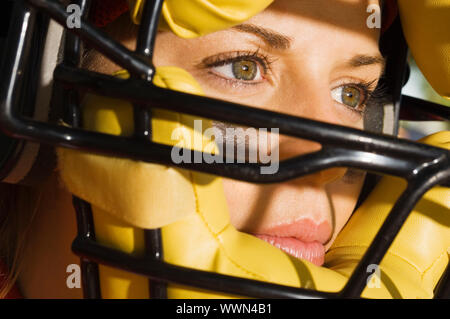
[255,234,325,266]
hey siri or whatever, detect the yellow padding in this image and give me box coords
[398,0,450,98]
[127,0,273,38]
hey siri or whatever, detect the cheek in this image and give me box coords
[221,178,261,229]
[324,174,366,250]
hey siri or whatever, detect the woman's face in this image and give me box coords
[152,0,383,266]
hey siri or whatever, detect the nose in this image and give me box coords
[274,66,348,185]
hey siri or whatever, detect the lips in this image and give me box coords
[253,219,332,266]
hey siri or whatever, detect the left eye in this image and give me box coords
[331,85,365,110]
[212,59,262,81]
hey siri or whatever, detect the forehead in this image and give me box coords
[244,0,381,43]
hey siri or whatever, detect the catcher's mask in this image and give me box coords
[0,0,449,299]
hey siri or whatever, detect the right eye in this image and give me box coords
[212,59,263,82]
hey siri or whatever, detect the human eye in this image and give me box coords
[199,49,274,85]
[330,80,376,114]
[213,59,262,81]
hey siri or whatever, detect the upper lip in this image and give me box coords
[254,219,332,245]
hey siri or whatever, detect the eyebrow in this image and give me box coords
[232,23,292,50]
[347,54,386,69]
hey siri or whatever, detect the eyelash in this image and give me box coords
[337,80,376,115]
[346,79,389,116]
[199,48,275,80]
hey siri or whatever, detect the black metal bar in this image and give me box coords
[63,0,91,67]
[0,99,435,184]
[72,196,101,299]
[132,0,160,140]
[26,0,153,80]
[62,0,84,127]
[144,229,166,299]
[400,95,450,121]
[339,166,450,298]
[72,236,333,299]
[0,0,45,181]
[64,0,101,300]
[0,111,446,186]
[135,0,163,63]
[54,66,447,162]
[380,16,409,136]
[391,33,408,137]
[133,0,166,299]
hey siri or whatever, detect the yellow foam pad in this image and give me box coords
[127,0,273,38]
[398,0,450,98]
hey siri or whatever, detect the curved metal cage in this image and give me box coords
[0,0,449,299]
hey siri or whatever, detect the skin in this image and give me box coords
[18,0,383,298]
